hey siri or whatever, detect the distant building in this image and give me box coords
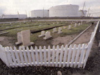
[49,4,79,17]
[31,10,49,18]
[31,4,87,18]
[2,14,27,19]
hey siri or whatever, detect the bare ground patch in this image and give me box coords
[0,36,15,47]
[51,25,95,45]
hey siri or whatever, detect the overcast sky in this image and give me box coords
[0,0,100,17]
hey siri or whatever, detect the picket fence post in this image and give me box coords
[0,46,10,66]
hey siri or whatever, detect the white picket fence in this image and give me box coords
[0,21,99,68]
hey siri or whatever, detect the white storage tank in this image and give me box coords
[49,4,79,17]
[2,14,27,19]
[31,10,49,18]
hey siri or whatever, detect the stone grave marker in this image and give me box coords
[53,28,57,33]
[15,32,22,45]
[81,20,83,24]
[78,23,81,26]
[21,30,34,46]
[43,31,52,40]
[38,31,45,37]
[57,71,62,75]
[58,27,62,34]
[68,25,71,30]
[74,23,77,27]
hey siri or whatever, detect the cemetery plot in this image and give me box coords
[0,21,69,36]
[52,25,95,45]
[0,21,92,47]
[31,22,92,47]
[0,20,98,75]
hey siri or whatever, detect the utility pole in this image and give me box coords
[82,2,86,17]
[17,11,20,19]
[87,8,90,17]
[43,8,44,18]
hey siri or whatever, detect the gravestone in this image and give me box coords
[53,28,57,33]
[58,27,62,34]
[57,71,62,75]
[74,23,77,27]
[78,23,81,26]
[81,21,83,24]
[15,32,22,45]
[21,30,34,46]
[68,25,71,30]
[43,31,52,40]
[38,31,45,37]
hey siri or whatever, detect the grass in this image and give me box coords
[30,32,40,42]
[60,24,89,36]
[0,21,90,44]
[1,21,69,37]
[30,23,89,42]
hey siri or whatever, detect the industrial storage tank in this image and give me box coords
[31,10,49,18]
[49,4,79,17]
[2,14,27,19]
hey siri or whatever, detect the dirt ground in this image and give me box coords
[51,25,95,45]
[73,25,95,44]
[51,34,77,45]
[0,36,15,47]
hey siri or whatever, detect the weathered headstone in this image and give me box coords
[43,31,52,40]
[81,20,83,24]
[58,27,62,34]
[78,23,81,26]
[21,30,34,46]
[74,23,77,27]
[53,28,57,33]
[57,71,62,75]
[68,25,71,30]
[15,32,22,45]
[38,31,45,37]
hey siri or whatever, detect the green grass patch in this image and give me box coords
[60,24,89,36]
